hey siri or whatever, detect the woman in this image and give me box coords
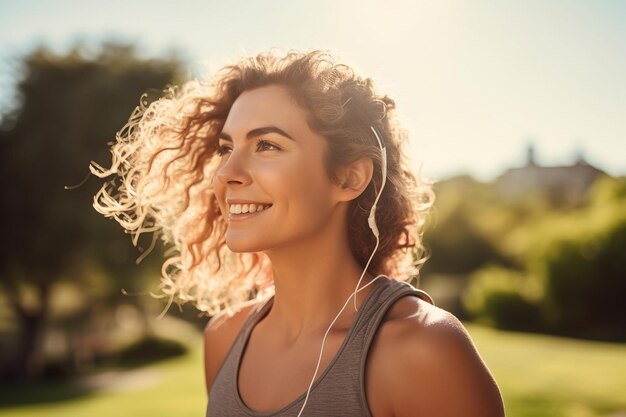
[91,49,505,416]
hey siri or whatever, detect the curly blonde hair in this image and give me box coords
[90,48,435,317]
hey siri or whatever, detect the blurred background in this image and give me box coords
[0,1,624,416]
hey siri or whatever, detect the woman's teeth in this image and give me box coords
[228,203,271,214]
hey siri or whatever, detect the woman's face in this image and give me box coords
[213,84,339,253]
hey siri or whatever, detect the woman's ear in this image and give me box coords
[336,157,374,202]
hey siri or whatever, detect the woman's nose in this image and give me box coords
[215,150,252,186]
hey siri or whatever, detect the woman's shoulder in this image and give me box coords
[203,298,266,393]
[370,295,505,416]
[374,294,460,370]
[378,295,477,360]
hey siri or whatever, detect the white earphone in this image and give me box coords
[296,125,388,417]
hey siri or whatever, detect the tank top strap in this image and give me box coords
[351,278,435,417]
[349,277,434,337]
[360,278,435,344]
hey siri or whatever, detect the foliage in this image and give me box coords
[114,335,187,367]
[421,174,549,316]
[463,265,545,331]
[0,42,184,380]
[423,175,510,275]
[464,176,626,340]
[529,176,626,339]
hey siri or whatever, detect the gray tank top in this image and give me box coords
[206,276,435,417]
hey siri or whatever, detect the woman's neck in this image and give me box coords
[262,214,377,344]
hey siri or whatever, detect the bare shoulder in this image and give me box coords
[203,298,265,394]
[369,295,505,417]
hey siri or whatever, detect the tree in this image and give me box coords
[463,176,626,340]
[0,42,184,380]
[535,176,626,339]
[422,175,508,275]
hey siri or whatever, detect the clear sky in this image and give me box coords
[1,0,624,182]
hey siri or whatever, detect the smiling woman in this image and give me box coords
[89,49,505,417]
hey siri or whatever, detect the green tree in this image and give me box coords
[0,42,184,380]
[531,176,626,339]
[464,176,626,340]
[423,175,509,275]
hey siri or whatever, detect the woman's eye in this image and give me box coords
[216,144,232,156]
[256,139,280,151]
[216,139,279,157]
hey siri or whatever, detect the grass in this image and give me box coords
[466,323,626,417]
[0,343,207,417]
[1,323,625,417]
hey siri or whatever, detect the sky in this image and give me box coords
[1,0,624,182]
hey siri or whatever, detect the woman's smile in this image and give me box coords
[228,203,273,222]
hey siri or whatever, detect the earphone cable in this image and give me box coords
[296,125,387,417]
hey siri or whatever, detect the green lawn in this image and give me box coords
[1,323,625,417]
[0,344,207,417]
[467,323,626,417]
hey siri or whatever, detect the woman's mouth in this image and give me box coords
[227,203,272,221]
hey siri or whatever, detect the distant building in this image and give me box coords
[494,143,608,206]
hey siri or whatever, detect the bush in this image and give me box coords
[463,265,545,332]
[115,335,187,367]
[520,177,626,340]
[540,215,626,340]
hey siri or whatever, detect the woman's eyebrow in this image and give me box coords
[218,126,295,142]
